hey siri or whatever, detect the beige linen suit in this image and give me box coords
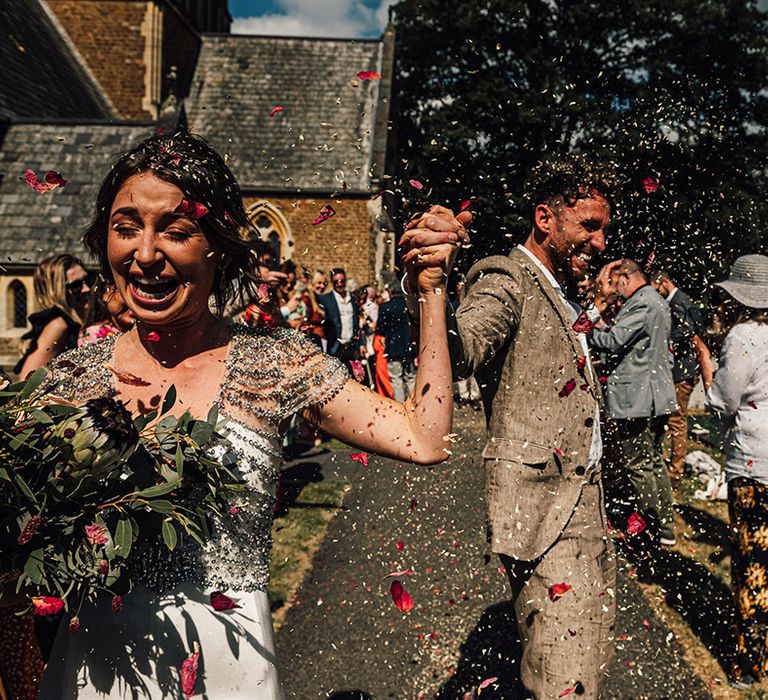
[450,248,615,699]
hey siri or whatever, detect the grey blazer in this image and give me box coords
[589,284,676,420]
[449,248,601,561]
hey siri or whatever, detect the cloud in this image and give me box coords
[231,0,396,39]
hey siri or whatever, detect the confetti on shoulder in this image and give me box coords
[357,71,382,80]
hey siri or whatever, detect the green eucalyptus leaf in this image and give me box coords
[114,518,133,559]
[160,385,177,416]
[189,420,213,446]
[23,548,44,585]
[14,474,37,504]
[28,409,53,425]
[145,500,173,514]
[161,519,178,551]
[20,368,48,399]
[135,479,181,499]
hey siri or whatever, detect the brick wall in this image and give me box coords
[47,0,151,120]
[244,195,380,286]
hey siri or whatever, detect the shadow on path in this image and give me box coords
[434,601,525,699]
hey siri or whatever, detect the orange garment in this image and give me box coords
[373,334,393,399]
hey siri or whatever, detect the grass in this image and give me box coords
[268,478,350,630]
[627,411,768,698]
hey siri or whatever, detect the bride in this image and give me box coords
[37,131,469,699]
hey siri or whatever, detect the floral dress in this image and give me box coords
[38,325,348,699]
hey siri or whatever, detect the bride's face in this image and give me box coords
[107,172,219,329]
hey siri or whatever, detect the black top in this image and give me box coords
[376,296,416,362]
[13,307,80,375]
[668,289,706,382]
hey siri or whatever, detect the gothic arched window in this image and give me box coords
[246,202,293,262]
[9,280,27,328]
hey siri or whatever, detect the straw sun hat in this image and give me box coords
[714,254,768,309]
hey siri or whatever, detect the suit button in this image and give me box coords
[585,417,594,428]
[575,466,586,476]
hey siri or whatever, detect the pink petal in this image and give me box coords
[577,355,587,371]
[460,199,473,212]
[390,580,414,612]
[210,591,241,611]
[479,677,498,690]
[395,540,405,551]
[643,177,659,194]
[181,642,200,698]
[24,169,52,193]
[357,71,382,80]
[350,452,369,466]
[409,179,423,190]
[383,568,412,579]
[311,204,336,225]
[642,618,651,630]
[145,331,160,343]
[85,524,108,546]
[558,688,575,698]
[349,360,365,382]
[572,312,595,333]
[626,512,646,535]
[269,105,284,117]
[175,198,209,220]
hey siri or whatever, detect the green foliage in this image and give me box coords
[391,0,768,287]
[0,373,244,617]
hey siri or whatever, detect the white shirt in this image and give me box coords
[333,289,355,344]
[517,245,603,470]
[706,321,768,483]
[666,287,678,304]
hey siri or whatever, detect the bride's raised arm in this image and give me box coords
[307,208,471,465]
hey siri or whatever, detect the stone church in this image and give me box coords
[0,0,395,366]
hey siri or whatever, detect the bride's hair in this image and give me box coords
[83,129,262,315]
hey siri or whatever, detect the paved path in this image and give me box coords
[276,408,712,699]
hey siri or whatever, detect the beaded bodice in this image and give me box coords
[50,324,348,592]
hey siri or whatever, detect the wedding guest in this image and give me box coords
[401,155,617,699]
[652,270,715,479]
[318,267,363,368]
[705,255,768,690]
[590,259,677,546]
[301,270,328,348]
[375,282,416,402]
[78,276,134,346]
[38,130,462,699]
[14,254,92,377]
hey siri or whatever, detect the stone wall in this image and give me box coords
[46,0,152,120]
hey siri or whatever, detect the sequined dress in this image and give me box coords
[38,325,348,699]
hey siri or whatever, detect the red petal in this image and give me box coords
[410,499,418,511]
[577,355,588,371]
[24,169,53,193]
[390,580,414,612]
[181,642,200,698]
[357,71,382,80]
[558,688,575,698]
[748,460,754,468]
[350,452,369,466]
[145,331,160,343]
[31,596,64,616]
[210,591,241,611]
[311,204,336,225]
[548,582,572,602]
[175,198,209,220]
[269,105,284,117]
[383,568,412,579]
[645,251,656,272]
[460,199,473,212]
[642,618,651,630]
[749,400,758,409]
[111,595,123,613]
[558,378,577,398]
[395,540,405,551]
[643,177,659,194]
[105,364,152,387]
[349,360,365,382]
[553,447,565,457]
[409,179,424,190]
[626,512,646,535]
[572,312,595,334]
[44,170,67,187]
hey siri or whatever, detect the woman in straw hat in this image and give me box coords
[706,254,768,689]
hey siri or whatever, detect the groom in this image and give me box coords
[402,156,618,699]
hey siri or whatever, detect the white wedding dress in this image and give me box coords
[39,326,348,699]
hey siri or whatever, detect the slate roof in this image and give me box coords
[185,35,387,193]
[0,0,113,121]
[0,123,154,265]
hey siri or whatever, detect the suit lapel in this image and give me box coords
[511,249,600,399]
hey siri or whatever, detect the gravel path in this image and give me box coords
[276,407,712,699]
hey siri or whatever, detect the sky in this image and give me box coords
[229,0,396,38]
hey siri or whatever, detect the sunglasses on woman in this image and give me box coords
[65,273,94,294]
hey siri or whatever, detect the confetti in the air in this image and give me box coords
[269,105,284,117]
[181,642,200,698]
[643,177,660,193]
[409,179,424,190]
[210,591,241,611]
[24,169,66,193]
[311,204,336,225]
[357,71,382,80]
[548,582,572,602]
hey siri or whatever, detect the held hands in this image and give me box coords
[399,205,472,294]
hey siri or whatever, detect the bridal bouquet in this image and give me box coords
[0,368,244,623]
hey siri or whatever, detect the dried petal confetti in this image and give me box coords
[111,595,123,613]
[643,177,659,193]
[105,364,152,387]
[311,204,336,225]
[409,179,424,190]
[349,360,365,382]
[390,580,414,612]
[558,688,575,698]
[24,169,66,193]
[572,312,595,333]
[478,677,498,690]
[749,400,758,409]
[548,582,572,602]
[175,198,209,220]
[210,591,241,611]
[395,540,405,550]
[558,378,577,398]
[357,71,382,80]
[145,331,160,343]
[181,641,200,698]
[350,452,369,466]
[460,198,473,211]
[627,512,646,535]
[269,105,284,116]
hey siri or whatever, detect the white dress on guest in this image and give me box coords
[38,326,348,699]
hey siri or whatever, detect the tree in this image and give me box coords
[389,0,768,288]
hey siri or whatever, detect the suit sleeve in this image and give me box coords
[450,269,521,380]
[588,298,649,354]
